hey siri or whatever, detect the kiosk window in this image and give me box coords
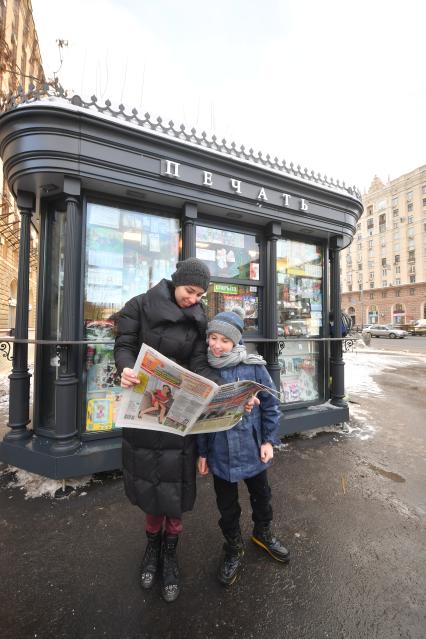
[276,239,324,404]
[196,227,259,280]
[83,203,179,433]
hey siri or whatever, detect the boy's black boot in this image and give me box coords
[251,523,290,563]
[217,532,244,586]
[140,530,162,589]
[161,534,181,603]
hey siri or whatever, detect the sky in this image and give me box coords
[31,0,426,194]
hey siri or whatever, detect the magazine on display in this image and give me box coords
[115,344,280,436]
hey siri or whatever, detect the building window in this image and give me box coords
[408,250,415,262]
[358,263,363,270]
[369,282,374,289]
[409,275,416,283]
[392,196,398,208]
[393,208,399,217]
[367,205,373,215]
[348,284,352,292]
[423,197,426,206]
[407,203,413,212]
[356,223,361,231]
[382,269,387,277]
[394,254,400,263]
[395,266,400,274]
[393,222,399,229]
[368,249,373,258]
[367,218,374,229]
[382,280,387,288]
[409,265,415,274]
[369,271,374,280]
[409,287,415,294]
[368,260,374,268]
[395,288,400,296]
[422,185,426,194]
[368,240,373,249]
[381,290,387,298]
[357,243,362,250]
[407,190,413,203]
[408,215,414,224]
[369,292,374,299]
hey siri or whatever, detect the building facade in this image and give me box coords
[341,167,426,328]
[0,0,44,333]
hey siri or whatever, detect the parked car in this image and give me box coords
[410,319,426,336]
[362,324,408,339]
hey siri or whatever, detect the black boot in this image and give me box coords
[217,532,244,586]
[161,534,180,603]
[140,531,162,589]
[251,523,290,563]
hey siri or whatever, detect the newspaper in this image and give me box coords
[115,343,279,436]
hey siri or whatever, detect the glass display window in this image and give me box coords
[204,283,260,334]
[83,203,180,432]
[278,340,322,404]
[276,239,323,337]
[277,239,324,405]
[196,226,259,280]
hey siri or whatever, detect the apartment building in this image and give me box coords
[0,0,44,332]
[341,166,426,327]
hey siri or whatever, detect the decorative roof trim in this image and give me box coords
[0,82,362,201]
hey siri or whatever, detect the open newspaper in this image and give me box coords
[115,343,280,436]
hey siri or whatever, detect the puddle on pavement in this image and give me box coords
[367,463,406,483]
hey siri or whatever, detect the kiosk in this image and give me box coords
[0,86,363,478]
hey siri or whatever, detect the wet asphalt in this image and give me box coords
[0,351,425,639]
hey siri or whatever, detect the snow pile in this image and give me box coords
[2,466,91,499]
[344,352,415,399]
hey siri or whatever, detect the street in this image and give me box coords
[0,347,425,639]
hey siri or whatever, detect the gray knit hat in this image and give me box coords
[171,258,211,291]
[207,307,245,345]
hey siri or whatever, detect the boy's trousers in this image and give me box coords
[213,469,273,536]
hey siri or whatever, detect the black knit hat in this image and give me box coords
[171,258,211,291]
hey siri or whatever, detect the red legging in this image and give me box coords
[145,513,183,535]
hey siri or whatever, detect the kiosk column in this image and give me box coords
[6,191,34,442]
[51,179,82,454]
[329,236,346,407]
[264,222,281,391]
[181,203,197,259]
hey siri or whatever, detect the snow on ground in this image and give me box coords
[0,465,92,499]
[344,351,417,399]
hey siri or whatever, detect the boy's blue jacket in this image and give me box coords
[197,363,281,482]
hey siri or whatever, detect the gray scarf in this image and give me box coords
[207,344,266,369]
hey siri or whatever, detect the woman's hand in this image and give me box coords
[198,457,209,475]
[120,367,139,388]
[244,395,260,413]
[260,443,274,464]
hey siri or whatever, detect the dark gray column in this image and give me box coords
[329,236,346,407]
[51,178,81,454]
[264,222,281,390]
[181,203,197,259]
[6,191,34,441]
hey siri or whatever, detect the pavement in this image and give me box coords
[1,348,425,639]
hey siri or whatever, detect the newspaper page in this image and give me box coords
[116,344,280,436]
[115,344,217,436]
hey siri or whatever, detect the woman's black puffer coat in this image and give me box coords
[114,279,220,517]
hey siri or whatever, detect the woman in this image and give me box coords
[114,257,221,603]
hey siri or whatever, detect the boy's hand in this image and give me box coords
[260,443,273,463]
[198,457,209,475]
[244,395,260,413]
[120,367,139,388]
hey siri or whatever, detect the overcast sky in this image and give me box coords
[32,0,426,194]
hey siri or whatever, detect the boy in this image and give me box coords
[198,307,290,586]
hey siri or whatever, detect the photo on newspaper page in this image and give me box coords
[115,344,217,435]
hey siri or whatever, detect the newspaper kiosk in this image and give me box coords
[0,87,363,478]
